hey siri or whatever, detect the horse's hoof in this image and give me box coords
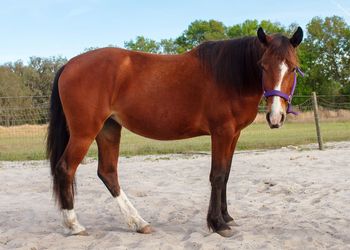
[137,225,153,234]
[73,230,89,236]
[226,219,239,227]
[217,228,236,237]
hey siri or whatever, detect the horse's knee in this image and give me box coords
[210,171,226,187]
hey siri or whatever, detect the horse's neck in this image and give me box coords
[246,44,265,96]
[231,43,264,122]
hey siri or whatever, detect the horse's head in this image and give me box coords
[257,27,303,129]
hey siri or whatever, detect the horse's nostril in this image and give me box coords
[266,112,271,124]
[280,113,285,123]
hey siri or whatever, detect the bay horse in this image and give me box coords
[47,27,303,237]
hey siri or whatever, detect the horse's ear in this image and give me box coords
[257,27,270,46]
[290,27,303,47]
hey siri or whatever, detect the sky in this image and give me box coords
[1,0,350,64]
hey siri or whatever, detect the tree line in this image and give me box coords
[0,15,349,105]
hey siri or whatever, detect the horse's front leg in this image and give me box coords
[207,125,238,237]
[221,132,240,226]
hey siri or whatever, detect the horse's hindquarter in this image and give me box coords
[111,50,211,140]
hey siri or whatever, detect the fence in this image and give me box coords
[1,95,350,127]
[258,95,350,112]
[0,96,49,126]
[0,95,350,160]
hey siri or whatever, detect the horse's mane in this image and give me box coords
[195,37,264,93]
[195,35,297,94]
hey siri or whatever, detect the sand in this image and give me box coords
[0,141,349,250]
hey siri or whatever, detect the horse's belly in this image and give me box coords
[111,108,208,140]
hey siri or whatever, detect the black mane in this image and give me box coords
[195,37,265,93]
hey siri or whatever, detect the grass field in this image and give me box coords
[0,121,349,161]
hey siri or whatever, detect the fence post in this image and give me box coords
[312,92,324,150]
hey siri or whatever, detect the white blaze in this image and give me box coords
[270,61,288,124]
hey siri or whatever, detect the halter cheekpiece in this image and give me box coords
[263,67,304,115]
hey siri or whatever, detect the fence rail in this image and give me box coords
[1,95,350,126]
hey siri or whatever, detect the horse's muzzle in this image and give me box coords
[266,112,286,129]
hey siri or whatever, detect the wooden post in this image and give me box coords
[312,92,324,150]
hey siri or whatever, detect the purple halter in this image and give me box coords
[263,67,304,115]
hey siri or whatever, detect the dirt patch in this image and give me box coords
[1,141,350,249]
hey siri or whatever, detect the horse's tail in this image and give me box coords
[46,65,70,202]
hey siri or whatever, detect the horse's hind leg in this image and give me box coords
[56,135,95,235]
[96,118,151,233]
[96,119,121,197]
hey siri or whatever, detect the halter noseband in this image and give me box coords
[263,67,304,115]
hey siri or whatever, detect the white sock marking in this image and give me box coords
[117,189,149,231]
[62,209,86,234]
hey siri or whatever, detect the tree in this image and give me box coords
[0,66,29,98]
[159,39,178,54]
[23,56,67,97]
[174,20,227,53]
[0,66,33,125]
[124,36,160,53]
[227,19,285,38]
[299,16,350,95]
[124,19,286,54]
[259,20,285,34]
[4,56,67,97]
[227,19,259,37]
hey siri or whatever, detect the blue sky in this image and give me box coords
[1,0,350,64]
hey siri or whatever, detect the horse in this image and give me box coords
[47,27,303,237]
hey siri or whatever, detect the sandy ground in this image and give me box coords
[0,142,350,250]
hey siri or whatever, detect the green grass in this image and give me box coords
[0,121,349,161]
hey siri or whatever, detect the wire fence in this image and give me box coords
[0,96,49,126]
[258,95,350,112]
[0,95,349,160]
[1,95,350,126]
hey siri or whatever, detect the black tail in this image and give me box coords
[46,65,70,204]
